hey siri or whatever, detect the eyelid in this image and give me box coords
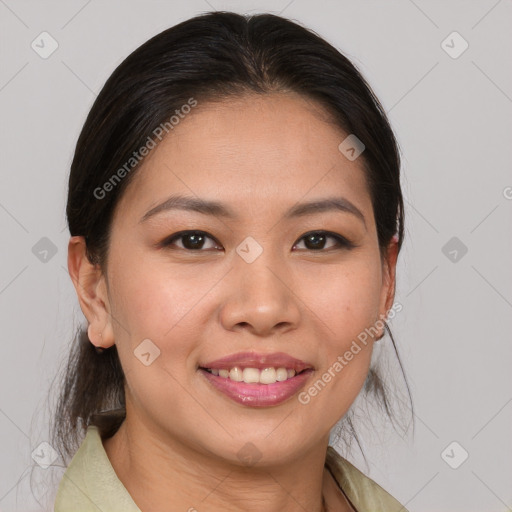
[160,229,356,251]
[293,230,356,250]
[159,230,221,250]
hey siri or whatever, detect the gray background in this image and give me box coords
[1,1,511,511]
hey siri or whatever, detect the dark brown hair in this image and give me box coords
[51,10,413,465]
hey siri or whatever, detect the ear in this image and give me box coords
[377,236,399,336]
[67,236,115,349]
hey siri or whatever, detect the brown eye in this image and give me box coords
[161,230,354,253]
[293,231,354,251]
[162,231,221,251]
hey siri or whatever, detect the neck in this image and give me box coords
[102,414,342,512]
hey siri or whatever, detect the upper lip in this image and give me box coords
[200,351,314,373]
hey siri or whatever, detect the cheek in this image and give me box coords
[305,256,383,343]
[299,256,382,406]
[107,254,201,423]
[106,252,203,405]
[109,248,203,341]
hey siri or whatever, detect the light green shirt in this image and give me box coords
[54,425,408,511]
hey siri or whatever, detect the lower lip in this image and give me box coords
[199,368,313,407]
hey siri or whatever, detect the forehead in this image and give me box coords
[115,92,372,225]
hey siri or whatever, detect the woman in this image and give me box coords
[52,10,412,511]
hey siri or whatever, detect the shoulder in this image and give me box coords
[54,426,407,512]
[325,446,409,512]
[54,425,140,512]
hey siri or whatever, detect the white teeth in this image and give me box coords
[207,366,299,384]
[276,368,288,381]
[260,367,277,384]
[229,367,243,382]
[242,367,260,383]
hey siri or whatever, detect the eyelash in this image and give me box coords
[159,230,356,252]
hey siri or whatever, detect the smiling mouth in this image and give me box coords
[199,366,311,384]
[198,365,314,407]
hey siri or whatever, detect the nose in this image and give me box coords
[219,247,302,337]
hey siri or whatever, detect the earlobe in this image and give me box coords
[67,236,115,349]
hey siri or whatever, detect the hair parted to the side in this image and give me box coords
[50,10,413,466]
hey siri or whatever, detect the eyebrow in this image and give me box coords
[139,194,366,228]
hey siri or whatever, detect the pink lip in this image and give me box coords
[199,351,315,407]
[200,351,314,373]
[199,368,313,407]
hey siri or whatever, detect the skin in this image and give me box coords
[68,91,398,512]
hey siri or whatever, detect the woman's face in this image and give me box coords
[93,92,397,465]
